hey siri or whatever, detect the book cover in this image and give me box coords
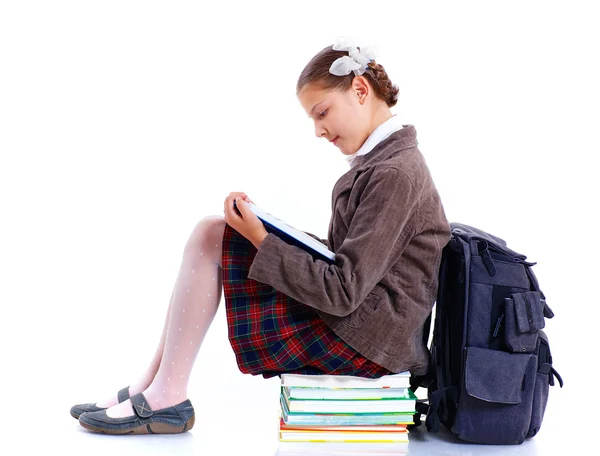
[283,385,412,401]
[279,431,409,443]
[278,440,409,452]
[233,200,336,263]
[280,371,411,389]
[280,395,415,426]
[279,417,408,433]
[282,391,417,414]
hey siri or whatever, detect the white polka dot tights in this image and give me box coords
[96,215,226,418]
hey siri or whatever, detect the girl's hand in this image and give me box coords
[223,192,268,248]
[227,192,255,206]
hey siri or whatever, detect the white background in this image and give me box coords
[1,1,597,454]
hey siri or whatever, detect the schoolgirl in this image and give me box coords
[71,36,452,435]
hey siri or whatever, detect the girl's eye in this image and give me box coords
[319,110,327,118]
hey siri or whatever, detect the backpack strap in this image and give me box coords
[425,385,459,433]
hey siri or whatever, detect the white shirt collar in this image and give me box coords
[345,114,404,168]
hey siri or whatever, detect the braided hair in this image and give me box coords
[296,44,399,107]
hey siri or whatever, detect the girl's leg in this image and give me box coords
[94,285,175,408]
[105,215,226,418]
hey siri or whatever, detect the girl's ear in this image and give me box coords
[352,76,370,104]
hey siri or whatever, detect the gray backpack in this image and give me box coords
[410,222,563,444]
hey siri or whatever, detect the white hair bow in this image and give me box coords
[329,36,376,76]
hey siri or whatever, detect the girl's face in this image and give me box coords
[298,77,373,156]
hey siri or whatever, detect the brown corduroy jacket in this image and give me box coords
[247,125,452,375]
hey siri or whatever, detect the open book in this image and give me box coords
[233,200,335,263]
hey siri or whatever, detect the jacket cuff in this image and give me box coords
[247,232,281,284]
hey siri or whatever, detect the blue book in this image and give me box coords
[233,200,335,264]
[280,395,415,426]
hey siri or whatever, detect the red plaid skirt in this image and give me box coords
[221,223,393,379]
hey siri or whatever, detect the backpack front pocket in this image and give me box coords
[504,290,546,353]
[453,346,537,444]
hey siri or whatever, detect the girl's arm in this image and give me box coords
[247,166,419,317]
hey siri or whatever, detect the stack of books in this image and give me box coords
[277,371,416,454]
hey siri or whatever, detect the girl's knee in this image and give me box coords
[184,215,226,254]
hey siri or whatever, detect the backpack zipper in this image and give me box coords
[492,313,504,338]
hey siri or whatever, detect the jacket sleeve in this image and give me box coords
[247,166,420,317]
[302,231,329,250]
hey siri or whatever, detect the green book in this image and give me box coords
[282,389,417,414]
[283,385,413,401]
[280,395,415,426]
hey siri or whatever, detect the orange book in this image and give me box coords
[279,417,408,433]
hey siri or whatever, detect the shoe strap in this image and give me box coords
[117,386,130,404]
[130,393,153,418]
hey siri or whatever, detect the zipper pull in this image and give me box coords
[493,313,504,338]
[478,240,497,276]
